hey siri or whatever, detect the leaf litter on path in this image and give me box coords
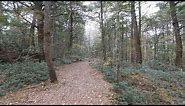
[0,61,114,105]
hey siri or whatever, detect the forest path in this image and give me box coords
[0,61,114,105]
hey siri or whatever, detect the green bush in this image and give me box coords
[62,58,72,64]
[113,81,146,105]
[93,62,185,105]
[53,58,63,66]
[71,44,87,59]
[146,59,181,72]
[102,66,116,83]
[0,61,48,96]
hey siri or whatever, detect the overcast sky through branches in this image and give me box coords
[83,1,160,44]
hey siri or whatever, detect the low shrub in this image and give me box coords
[0,61,48,96]
[102,66,116,83]
[62,58,72,64]
[146,59,181,72]
[113,81,146,105]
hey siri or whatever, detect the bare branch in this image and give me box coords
[51,13,68,17]
[18,1,33,9]
[179,25,185,30]
[175,1,180,5]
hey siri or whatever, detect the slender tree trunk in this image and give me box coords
[0,1,3,35]
[69,1,73,51]
[131,1,142,64]
[138,1,142,62]
[161,25,165,61]
[88,32,91,57]
[125,31,128,62]
[115,6,121,82]
[130,2,134,63]
[138,1,141,38]
[43,1,58,83]
[169,1,183,68]
[182,21,185,47]
[100,1,106,61]
[154,26,159,60]
[166,23,170,62]
[100,1,106,72]
[30,10,36,49]
[108,29,111,57]
[34,1,45,61]
[110,24,116,68]
[121,24,124,62]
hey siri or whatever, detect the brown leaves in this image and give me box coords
[0,61,113,105]
[126,72,157,91]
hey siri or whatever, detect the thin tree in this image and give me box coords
[69,1,73,51]
[34,1,45,61]
[130,2,134,63]
[100,1,106,72]
[138,1,141,38]
[169,1,183,68]
[100,1,106,61]
[131,1,142,64]
[30,10,36,49]
[43,1,58,83]
[115,7,121,82]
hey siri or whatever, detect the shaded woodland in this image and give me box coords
[0,1,185,105]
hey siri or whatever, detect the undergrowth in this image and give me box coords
[0,61,48,96]
[92,60,185,105]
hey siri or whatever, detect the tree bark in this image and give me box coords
[100,1,106,72]
[182,21,185,47]
[130,2,134,63]
[154,26,159,60]
[115,6,121,82]
[121,24,124,62]
[169,1,183,68]
[69,1,73,51]
[34,1,45,61]
[138,1,141,39]
[100,1,106,61]
[0,1,2,35]
[131,1,142,64]
[30,10,36,49]
[43,1,58,83]
[125,31,128,62]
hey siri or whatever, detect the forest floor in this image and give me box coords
[0,61,114,105]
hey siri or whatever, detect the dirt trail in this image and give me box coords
[0,61,114,105]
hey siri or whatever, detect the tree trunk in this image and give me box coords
[43,1,58,83]
[100,1,106,62]
[100,1,106,72]
[169,1,183,68]
[182,21,185,47]
[69,1,73,51]
[121,23,124,62]
[130,2,134,63]
[131,1,142,64]
[138,1,141,38]
[108,28,111,57]
[30,10,36,49]
[110,24,116,68]
[34,1,45,61]
[125,31,128,62]
[115,7,121,82]
[154,26,159,60]
[0,1,2,35]
[166,23,170,62]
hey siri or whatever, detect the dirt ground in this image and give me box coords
[0,61,114,105]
